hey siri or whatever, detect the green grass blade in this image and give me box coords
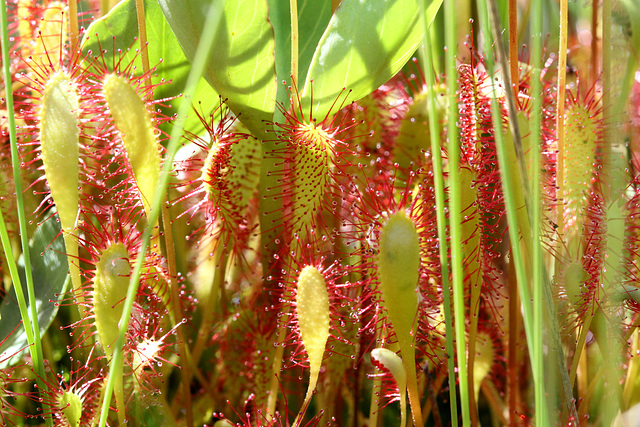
[0,2,52,425]
[486,0,579,421]
[474,0,546,422]
[444,0,470,424]
[600,0,625,425]
[528,0,548,423]
[416,1,458,425]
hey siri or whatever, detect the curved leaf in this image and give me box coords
[80,0,219,136]
[158,0,277,139]
[302,0,443,120]
[0,212,68,368]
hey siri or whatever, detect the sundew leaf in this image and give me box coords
[158,0,277,139]
[80,0,218,137]
[302,0,443,120]
[0,211,68,369]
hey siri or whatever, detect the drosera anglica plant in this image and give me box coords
[171,101,258,263]
[269,80,358,249]
[4,0,640,425]
[33,359,104,427]
[13,31,90,306]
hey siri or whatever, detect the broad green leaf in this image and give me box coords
[302,0,443,120]
[0,211,68,369]
[80,0,218,137]
[158,0,277,139]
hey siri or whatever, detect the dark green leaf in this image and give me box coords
[0,212,69,368]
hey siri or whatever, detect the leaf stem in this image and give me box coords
[267,324,287,418]
[135,0,152,87]
[69,0,79,49]
[162,204,194,427]
[190,247,227,366]
[591,0,598,87]
[508,0,518,99]
[529,0,546,421]
[290,0,298,90]
[599,0,625,425]
[482,0,577,421]
[476,0,541,421]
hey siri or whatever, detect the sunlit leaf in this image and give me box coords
[302,0,443,120]
[158,0,277,139]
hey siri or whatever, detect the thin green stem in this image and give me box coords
[290,0,298,89]
[416,1,458,426]
[508,0,518,99]
[69,0,79,49]
[96,2,226,425]
[569,315,594,387]
[267,324,287,418]
[0,3,52,425]
[601,0,611,204]
[529,0,546,422]
[162,201,194,427]
[555,0,568,241]
[591,0,598,87]
[476,0,576,423]
[0,212,35,355]
[135,0,152,89]
[444,0,469,424]
[506,253,520,426]
[484,65,537,425]
[368,324,389,427]
[600,0,625,425]
[484,0,578,421]
[190,247,227,366]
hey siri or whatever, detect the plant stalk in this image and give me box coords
[555,0,568,249]
[290,0,299,110]
[69,0,79,49]
[508,0,518,99]
[444,0,470,423]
